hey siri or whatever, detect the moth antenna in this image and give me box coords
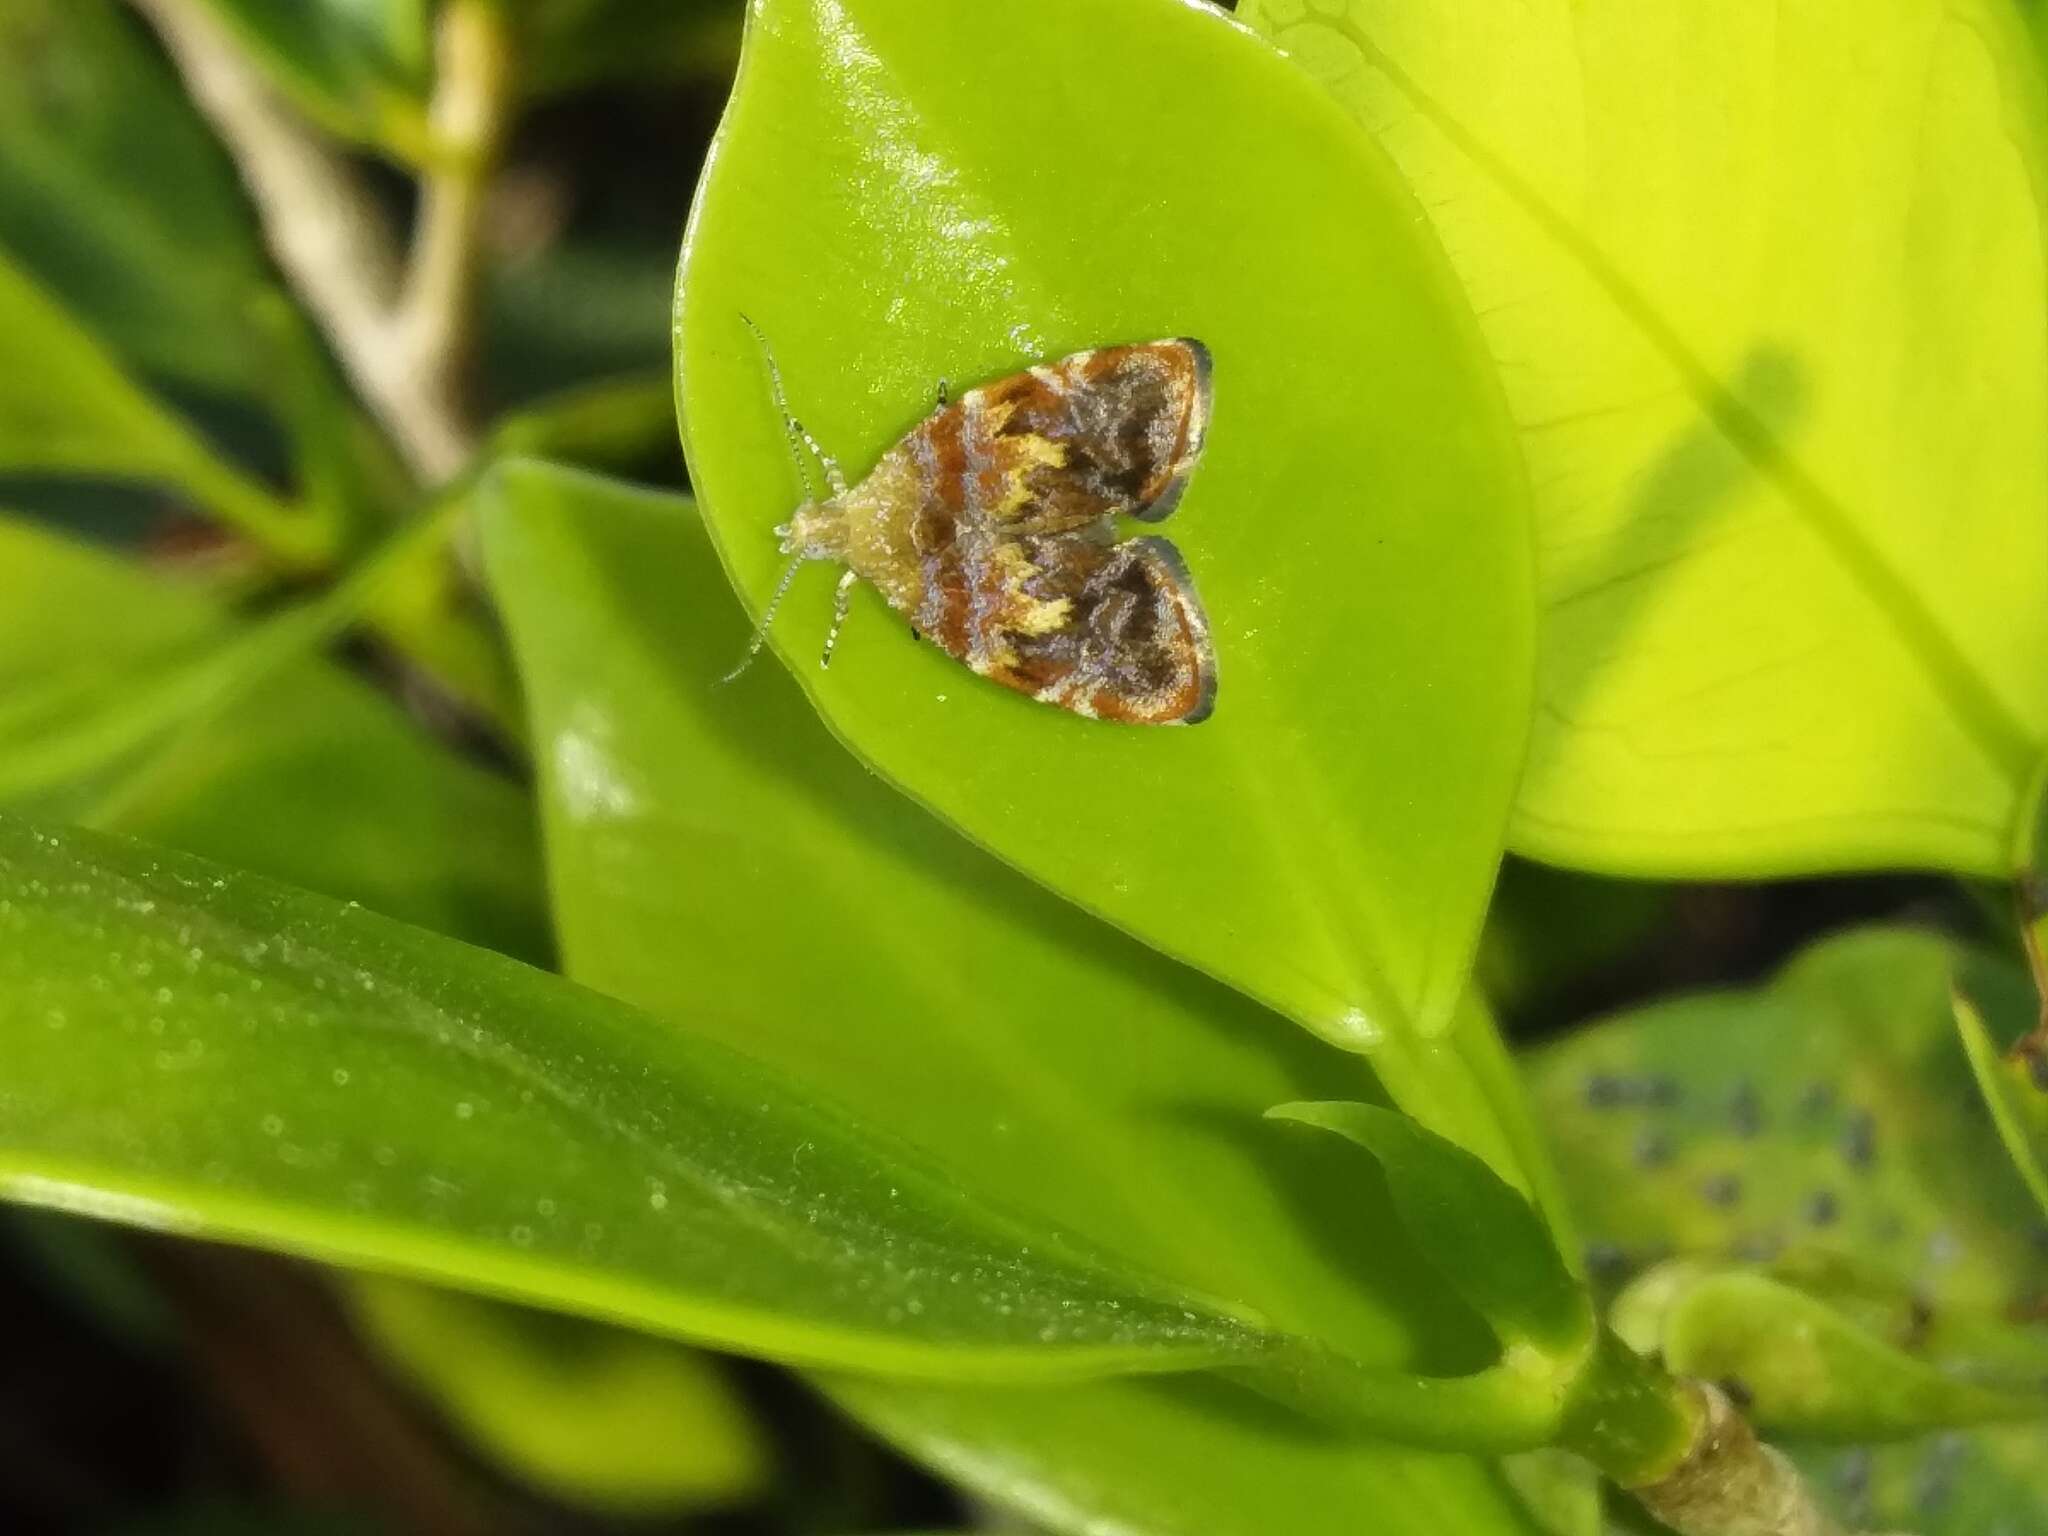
[720,552,807,684]
[738,313,848,498]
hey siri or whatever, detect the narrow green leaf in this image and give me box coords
[0,816,1265,1382]
[1242,0,2048,878]
[189,0,433,160]
[0,515,546,959]
[479,460,1551,1517]
[348,1276,770,1513]
[0,260,320,563]
[1953,966,2048,1220]
[1638,1267,2046,1440]
[1268,1101,1589,1356]
[675,0,1534,1050]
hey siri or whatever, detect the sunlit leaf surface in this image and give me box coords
[1244,0,2048,878]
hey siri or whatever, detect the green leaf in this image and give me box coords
[1268,1102,1588,1356]
[1242,0,2048,879]
[0,514,545,959]
[827,1374,1546,1536]
[1786,1424,2048,1536]
[0,0,279,395]
[0,260,321,563]
[0,815,1265,1382]
[478,459,1547,1521]
[1620,1265,2045,1440]
[1953,964,2048,1220]
[348,1276,770,1513]
[190,0,433,160]
[674,0,1535,1050]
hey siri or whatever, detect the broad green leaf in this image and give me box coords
[0,261,320,564]
[479,460,1544,1528]
[348,1276,769,1513]
[1954,963,2048,1219]
[674,0,1535,1049]
[190,0,432,160]
[0,816,1266,1382]
[0,0,279,395]
[1242,0,2048,879]
[1269,1102,1588,1355]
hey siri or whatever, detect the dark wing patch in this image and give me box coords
[958,531,1215,725]
[906,339,1212,537]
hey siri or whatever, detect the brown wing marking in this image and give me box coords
[931,530,1214,726]
[906,339,1212,537]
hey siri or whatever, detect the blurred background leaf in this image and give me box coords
[0,0,280,396]
[347,1275,769,1515]
[187,0,432,160]
[1530,926,2048,1530]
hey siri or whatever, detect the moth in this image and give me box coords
[730,324,1218,724]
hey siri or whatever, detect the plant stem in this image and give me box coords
[1621,1382,1852,1536]
[130,0,512,486]
[394,0,515,480]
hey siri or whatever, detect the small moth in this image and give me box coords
[730,323,1218,724]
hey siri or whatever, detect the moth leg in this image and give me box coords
[821,567,859,668]
[935,379,949,409]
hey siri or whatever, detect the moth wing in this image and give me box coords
[975,532,1215,725]
[941,339,1212,535]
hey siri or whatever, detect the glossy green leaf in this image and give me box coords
[675,0,1535,1050]
[0,0,279,395]
[191,0,432,159]
[0,816,1268,1382]
[479,460,1544,1527]
[1620,1265,2044,1440]
[348,1275,770,1513]
[1269,1102,1588,1355]
[1242,0,2048,879]
[1954,966,2048,1220]
[0,260,319,563]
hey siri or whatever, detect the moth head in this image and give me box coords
[777,500,846,561]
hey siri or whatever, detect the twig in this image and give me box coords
[130,0,511,484]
